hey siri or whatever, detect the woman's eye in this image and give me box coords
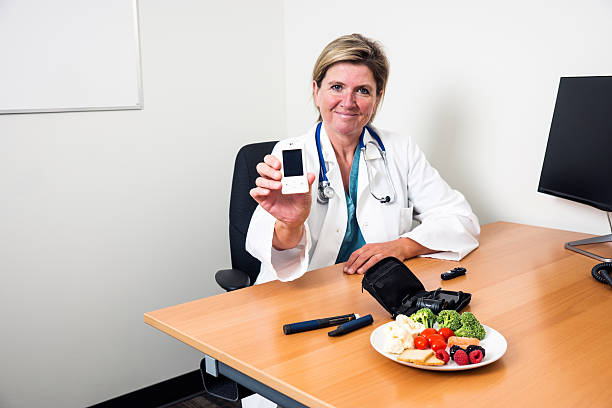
[331,84,342,91]
[358,87,370,95]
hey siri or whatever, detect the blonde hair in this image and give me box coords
[312,33,390,122]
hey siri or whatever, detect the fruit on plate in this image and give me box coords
[453,348,469,366]
[466,345,486,358]
[469,349,484,364]
[430,340,447,352]
[426,333,446,345]
[420,328,437,338]
[414,336,428,350]
[437,327,455,340]
[449,345,462,360]
[435,350,450,364]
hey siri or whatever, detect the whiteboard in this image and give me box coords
[0,0,143,114]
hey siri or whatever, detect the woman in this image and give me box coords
[246,33,479,285]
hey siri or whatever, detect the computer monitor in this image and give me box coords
[538,76,612,262]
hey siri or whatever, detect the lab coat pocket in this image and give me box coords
[398,205,414,236]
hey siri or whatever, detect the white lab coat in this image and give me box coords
[246,123,480,285]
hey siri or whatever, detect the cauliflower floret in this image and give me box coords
[382,336,405,354]
[381,320,415,354]
[395,314,412,326]
[387,321,410,340]
[395,314,425,338]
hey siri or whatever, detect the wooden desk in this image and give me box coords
[144,222,612,407]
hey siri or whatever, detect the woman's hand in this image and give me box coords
[343,238,434,275]
[250,154,316,249]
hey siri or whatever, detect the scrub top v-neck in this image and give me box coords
[335,146,366,264]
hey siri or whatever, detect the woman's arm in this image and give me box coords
[343,237,435,274]
[250,154,316,250]
[343,131,479,274]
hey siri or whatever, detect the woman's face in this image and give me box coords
[313,62,381,141]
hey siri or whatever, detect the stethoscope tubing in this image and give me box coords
[315,122,396,204]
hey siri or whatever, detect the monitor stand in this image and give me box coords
[565,212,612,262]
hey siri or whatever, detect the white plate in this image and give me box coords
[370,322,507,371]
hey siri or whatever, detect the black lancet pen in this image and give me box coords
[328,314,373,337]
[283,313,359,335]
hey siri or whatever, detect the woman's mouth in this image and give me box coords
[334,111,358,118]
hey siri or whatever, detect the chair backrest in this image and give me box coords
[228,141,278,285]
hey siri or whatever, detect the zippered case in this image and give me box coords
[361,257,471,318]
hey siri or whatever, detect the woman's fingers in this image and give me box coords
[344,242,399,274]
[344,246,373,274]
[255,176,281,190]
[250,186,270,201]
[264,154,282,170]
[356,253,385,274]
[256,161,282,180]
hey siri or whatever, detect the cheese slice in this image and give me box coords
[397,349,434,364]
[421,354,445,366]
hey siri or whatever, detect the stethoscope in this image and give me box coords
[315,122,397,204]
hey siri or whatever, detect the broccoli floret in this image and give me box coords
[436,310,462,331]
[409,307,437,328]
[454,312,486,340]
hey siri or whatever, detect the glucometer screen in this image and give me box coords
[282,149,304,177]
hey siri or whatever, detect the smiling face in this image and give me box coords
[313,62,381,142]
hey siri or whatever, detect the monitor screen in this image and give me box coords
[538,76,612,212]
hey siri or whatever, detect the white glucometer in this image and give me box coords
[280,140,308,194]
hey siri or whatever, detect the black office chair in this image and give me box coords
[202,141,277,403]
[215,141,278,291]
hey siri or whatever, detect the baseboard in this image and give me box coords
[89,369,205,408]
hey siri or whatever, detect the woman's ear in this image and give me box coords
[372,90,383,116]
[312,80,320,107]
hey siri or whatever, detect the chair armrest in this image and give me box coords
[215,268,252,291]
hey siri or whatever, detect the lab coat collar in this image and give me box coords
[317,123,335,165]
[309,123,348,268]
[317,123,378,174]
[357,126,382,204]
[315,122,347,204]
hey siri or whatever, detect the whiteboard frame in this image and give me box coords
[0,0,144,115]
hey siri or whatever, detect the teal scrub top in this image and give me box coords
[335,146,366,264]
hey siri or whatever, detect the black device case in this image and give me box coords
[361,257,471,318]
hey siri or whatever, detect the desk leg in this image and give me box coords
[200,356,308,408]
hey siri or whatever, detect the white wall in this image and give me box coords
[1,1,611,407]
[283,0,612,236]
[0,1,285,407]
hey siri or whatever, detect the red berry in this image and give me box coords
[469,349,484,364]
[453,349,469,365]
[435,350,450,364]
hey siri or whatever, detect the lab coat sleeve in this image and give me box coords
[400,138,480,260]
[245,171,313,283]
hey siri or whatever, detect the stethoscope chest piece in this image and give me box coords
[317,180,334,204]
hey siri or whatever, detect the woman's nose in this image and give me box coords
[340,91,356,107]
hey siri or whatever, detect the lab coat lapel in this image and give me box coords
[309,125,348,270]
[356,127,396,244]
[357,127,381,205]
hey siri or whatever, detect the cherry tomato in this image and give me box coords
[430,340,447,352]
[427,334,446,346]
[420,328,437,338]
[437,327,455,340]
[414,336,428,350]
